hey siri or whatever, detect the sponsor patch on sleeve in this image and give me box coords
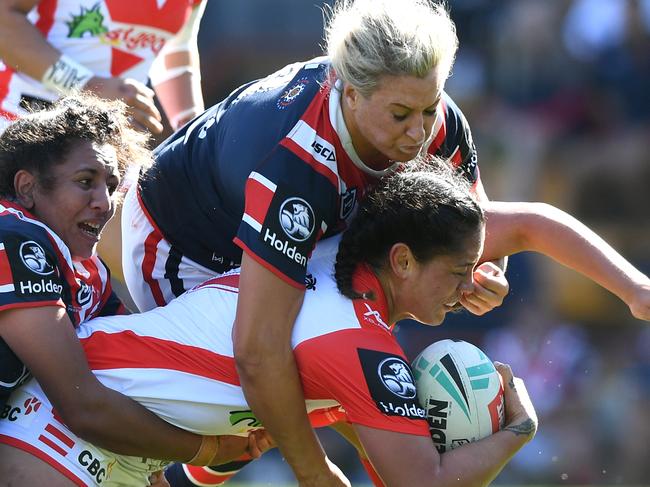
[357,348,426,420]
[260,184,320,269]
[0,236,63,298]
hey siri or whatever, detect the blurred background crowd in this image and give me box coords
[163,0,650,484]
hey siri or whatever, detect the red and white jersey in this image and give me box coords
[77,237,429,437]
[0,0,202,120]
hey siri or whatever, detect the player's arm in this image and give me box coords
[354,364,536,487]
[0,305,219,462]
[150,0,206,131]
[481,201,650,321]
[0,0,162,133]
[442,101,510,316]
[233,253,349,486]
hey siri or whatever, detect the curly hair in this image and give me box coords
[334,157,484,300]
[0,93,152,198]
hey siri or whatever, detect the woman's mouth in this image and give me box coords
[78,221,103,239]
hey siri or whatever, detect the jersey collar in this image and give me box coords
[352,263,392,327]
[329,79,401,179]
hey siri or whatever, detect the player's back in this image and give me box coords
[139,57,332,270]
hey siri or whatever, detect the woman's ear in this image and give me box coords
[388,243,414,280]
[343,83,359,110]
[14,170,36,209]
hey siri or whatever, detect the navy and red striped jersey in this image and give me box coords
[140,57,480,288]
[0,201,122,407]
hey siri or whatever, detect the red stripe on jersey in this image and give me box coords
[280,137,339,189]
[196,273,240,291]
[243,177,275,228]
[0,246,13,286]
[309,406,346,428]
[38,434,68,456]
[35,0,58,36]
[234,238,304,290]
[142,229,166,306]
[0,300,64,313]
[137,189,169,305]
[428,108,447,154]
[82,330,241,385]
[184,465,237,484]
[45,423,75,449]
[0,435,86,486]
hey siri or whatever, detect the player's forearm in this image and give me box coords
[61,377,201,461]
[236,346,330,481]
[152,49,204,130]
[486,201,649,303]
[0,2,61,80]
[434,426,530,487]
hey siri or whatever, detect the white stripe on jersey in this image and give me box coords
[241,213,262,233]
[249,171,277,192]
[286,120,341,190]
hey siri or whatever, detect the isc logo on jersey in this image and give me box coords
[359,349,426,420]
[412,340,505,453]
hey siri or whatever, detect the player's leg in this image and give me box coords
[0,444,77,487]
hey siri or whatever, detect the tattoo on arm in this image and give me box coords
[504,419,536,437]
[508,377,515,389]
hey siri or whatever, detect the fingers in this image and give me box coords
[461,263,509,315]
[86,76,163,134]
[247,429,274,459]
[494,361,538,441]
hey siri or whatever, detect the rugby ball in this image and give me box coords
[411,339,504,453]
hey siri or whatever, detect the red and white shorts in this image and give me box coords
[0,380,166,486]
[121,185,217,312]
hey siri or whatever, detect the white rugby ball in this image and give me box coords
[412,339,505,453]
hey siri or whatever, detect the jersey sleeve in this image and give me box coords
[0,228,65,312]
[233,145,339,288]
[296,328,430,436]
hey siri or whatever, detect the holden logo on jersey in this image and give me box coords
[358,349,425,420]
[19,241,54,276]
[277,77,310,109]
[279,198,315,242]
[378,357,417,399]
[76,281,93,306]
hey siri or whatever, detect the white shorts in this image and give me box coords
[0,379,167,486]
[121,184,217,312]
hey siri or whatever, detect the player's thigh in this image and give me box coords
[0,443,77,487]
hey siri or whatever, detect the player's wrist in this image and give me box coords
[187,435,220,466]
[41,55,94,95]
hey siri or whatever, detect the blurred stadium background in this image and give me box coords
[156,0,650,485]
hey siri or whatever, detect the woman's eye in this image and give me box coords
[392,114,407,122]
[424,109,437,117]
[78,179,91,187]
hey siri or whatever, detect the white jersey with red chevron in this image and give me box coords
[0,0,202,119]
[75,236,429,437]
